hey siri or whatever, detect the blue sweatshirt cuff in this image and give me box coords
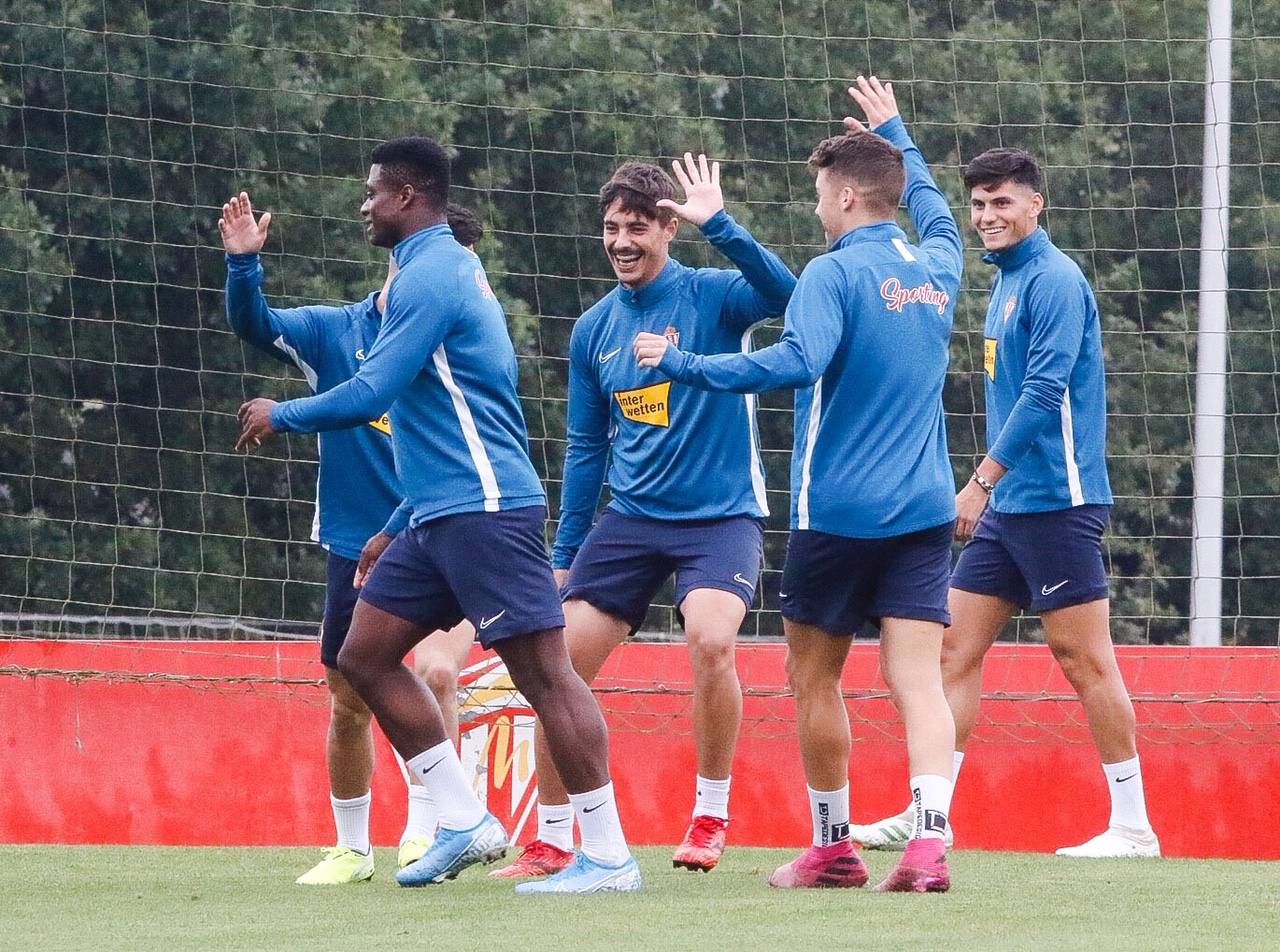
[698,208,735,241]
[872,114,908,143]
[226,251,262,272]
[269,402,290,433]
[657,345,690,380]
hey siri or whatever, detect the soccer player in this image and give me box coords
[491,155,795,879]
[855,148,1160,859]
[220,194,483,883]
[634,76,962,892]
[235,136,640,894]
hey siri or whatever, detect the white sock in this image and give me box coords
[401,785,437,845]
[807,784,850,847]
[331,791,371,855]
[537,801,574,851]
[1102,755,1151,830]
[568,782,631,866]
[953,749,966,783]
[910,774,954,841]
[693,775,731,821]
[405,740,487,832]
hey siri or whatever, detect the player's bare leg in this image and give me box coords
[295,668,378,885]
[413,620,476,748]
[852,588,1011,850]
[340,602,508,888]
[672,587,745,871]
[942,589,1017,749]
[767,620,868,889]
[495,626,640,893]
[873,617,954,892]
[495,599,627,879]
[398,620,476,867]
[1044,598,1159,857]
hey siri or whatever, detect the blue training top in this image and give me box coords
[981,226,1113,513]
[224,252,403,560]
[654,116,963,538]
[270,222,545,526]
[551,210,796,568]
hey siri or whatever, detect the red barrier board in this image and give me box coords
[2,640,1277,858]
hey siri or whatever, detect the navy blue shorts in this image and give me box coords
[951,504,1110,612]
[779,521,954,636]
[359,505,565,648]
[320,552,361,669]
[562,510,764,632]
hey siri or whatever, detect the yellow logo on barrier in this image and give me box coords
[368,414,392,435]
[614,381,671,427]
[984,338,997,381]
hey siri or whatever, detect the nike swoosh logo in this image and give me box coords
[582,801,607,814]
[545,817,568,824]
[1041,579,1070,596]
[733,572,752,586]
[420,757,447,776]
[599,347,621,363]
[1115,774,1136,783]
[479,610,506,630]
[779,592,789,598]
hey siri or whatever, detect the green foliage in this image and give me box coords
[1,1,1275,642]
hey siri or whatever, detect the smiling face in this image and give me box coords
[602,199,677,288]
[360,164,406,248]
[969,179,1043,252]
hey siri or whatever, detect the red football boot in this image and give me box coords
[672,815,729,871]
[487,839,574,879]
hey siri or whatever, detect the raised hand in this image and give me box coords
[843,74,900,134]
[218,191,272,254]
[657,152,724,227]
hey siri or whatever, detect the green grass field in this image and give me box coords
[2,845,1274,951]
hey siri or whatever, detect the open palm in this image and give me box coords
[218,191,272,254]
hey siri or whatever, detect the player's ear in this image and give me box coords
[1029,191,1045,217]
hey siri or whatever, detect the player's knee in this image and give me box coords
[1050,642,1110,691]
[420,657,460,703]
[784,648,834,698]
[328,682,372,734]
[686,631,736,680]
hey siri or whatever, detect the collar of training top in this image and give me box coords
[982,225,1049,271]
[391,221,453,265]
[828,219,909,252]
[617,256,682,309]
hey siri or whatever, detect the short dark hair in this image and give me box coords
[963,148,1043,194]
[446,203,484,247]
[599,162,676,223]
[807,132,905,215]
[370,136,450,210]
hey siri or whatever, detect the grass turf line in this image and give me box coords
[1,845,1275,952]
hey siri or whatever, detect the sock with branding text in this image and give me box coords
[537,801,574,851]
[405,740,487,832]
[1102,755,1151,830]
[692,774,731,821]
[910,774,954,841]
[569,782,631,866]
[331,791,372,855]
[807,784,850,847]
